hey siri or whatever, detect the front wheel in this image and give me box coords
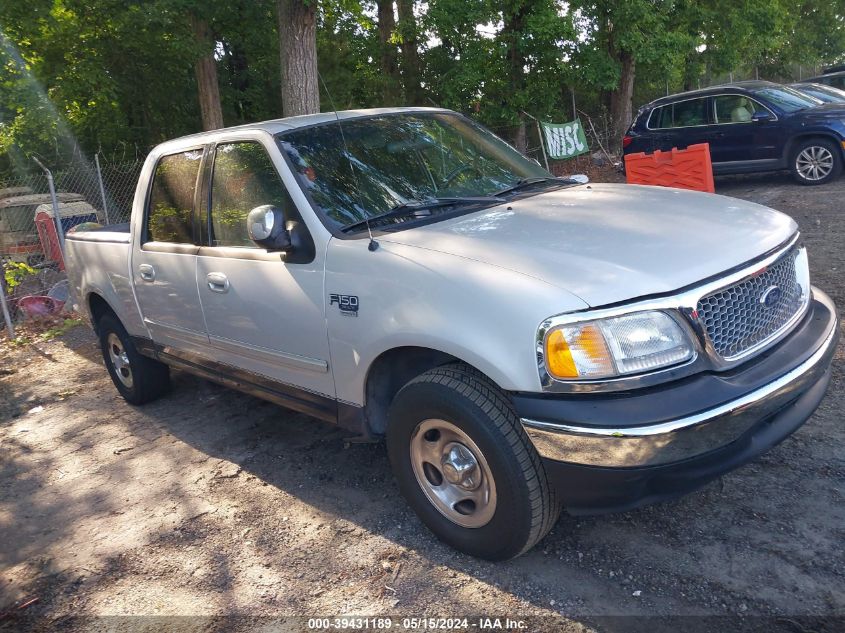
[386,364,559,560]
[791,138,842,185]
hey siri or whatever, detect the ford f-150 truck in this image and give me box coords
[65,107,838,560]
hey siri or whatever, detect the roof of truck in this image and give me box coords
[157,107,452,149]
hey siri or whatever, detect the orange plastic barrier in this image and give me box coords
[624,143,715,193]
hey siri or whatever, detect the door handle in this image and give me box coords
[206,272,230,293]
[139,264,155,282]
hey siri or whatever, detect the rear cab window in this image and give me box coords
[145,150,203,244]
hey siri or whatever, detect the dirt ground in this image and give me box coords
[1,172,844,633]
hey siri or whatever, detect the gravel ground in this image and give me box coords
[1,172,844,633]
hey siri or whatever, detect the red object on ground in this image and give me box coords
[16,295,64,318]
[624,142,715,193]
[34,210,65,270]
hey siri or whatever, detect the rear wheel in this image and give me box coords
[791,138,842,185]
[98,313,170,405]
[386,364,559,560]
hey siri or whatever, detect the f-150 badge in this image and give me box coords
[330,294,359,316]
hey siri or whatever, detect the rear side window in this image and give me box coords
[649,98,710,129]
[146,150,202,243]
[208,141,294,248]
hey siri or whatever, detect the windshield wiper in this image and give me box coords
[341,196,504,233]
[494,176,577,196]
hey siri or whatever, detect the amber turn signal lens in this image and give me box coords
[546,329,578,378]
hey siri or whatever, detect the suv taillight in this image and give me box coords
[622,135,633,149]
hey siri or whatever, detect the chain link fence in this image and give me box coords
[0,154,144,332]
[0,155,143,267]
[488,109,618,178]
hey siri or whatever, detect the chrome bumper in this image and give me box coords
[522,289,838,468]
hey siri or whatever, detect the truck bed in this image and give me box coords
[64,226,145,336]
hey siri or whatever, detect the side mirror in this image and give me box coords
[751,111,774,123]
[247,205,292,251]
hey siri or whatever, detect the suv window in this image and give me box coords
[146,150,202,243]
[829,76,845,90]
[650,98,710,129]
[714,95,767,123]
[209,141,292,248]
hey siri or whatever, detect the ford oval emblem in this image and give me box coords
[760,285,782,309]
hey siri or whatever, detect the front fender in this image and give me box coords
[325,238,588,405]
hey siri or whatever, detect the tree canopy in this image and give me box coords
[0,0,843,174]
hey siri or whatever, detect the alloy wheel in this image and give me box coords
[796,146,835,182]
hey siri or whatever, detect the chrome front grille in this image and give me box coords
[697,248,805,359]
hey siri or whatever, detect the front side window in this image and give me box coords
[208,141,292,248]
[146,150,202,243]
[277,113,549,230]
[650,98,710,129]
[714,95,768,123]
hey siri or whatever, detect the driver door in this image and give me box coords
[194,138,335,402]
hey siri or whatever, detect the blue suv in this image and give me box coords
[623,80,845,185]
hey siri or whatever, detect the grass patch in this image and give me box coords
[41,318,85,342]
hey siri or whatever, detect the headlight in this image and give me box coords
[544,311,694,380]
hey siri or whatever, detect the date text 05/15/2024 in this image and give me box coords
[307,617,528,630]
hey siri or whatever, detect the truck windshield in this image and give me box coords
[276,112,551,231]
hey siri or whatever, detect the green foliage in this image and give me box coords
[3,261,37,290]
[41,317,83,341]
[0,0,842,174]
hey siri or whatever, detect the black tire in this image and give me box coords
[98,313,170,405]
[790,138,842,185]
[386,364,560,560]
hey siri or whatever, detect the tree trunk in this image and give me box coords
[514,117,528,155]
[277,0,320,117]
[191,16,224,131]
[609,51,635,154]
[502,2,529,154]
[396,0,423,104]
[377,0,401,104]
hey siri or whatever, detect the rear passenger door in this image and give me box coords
[647,97,713,152]
[132,149,208,354]
[194,138,335,403]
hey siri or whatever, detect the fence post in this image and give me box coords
[0,273,14,339]
[94,152,110,225]
[522,111,549,171]
[32,157,65,252]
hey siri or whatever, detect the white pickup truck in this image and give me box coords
[65,107,838,560]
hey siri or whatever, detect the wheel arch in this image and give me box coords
[87,291,119,334]
[363,345,502,435]
[784,132,844,162]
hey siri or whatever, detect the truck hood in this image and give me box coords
[380,183,797,307]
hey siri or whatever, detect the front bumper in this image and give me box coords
[514,288,838,514]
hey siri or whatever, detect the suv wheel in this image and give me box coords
[386,364,560,560]
[98,313,170,405]
[791,138,842,185]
